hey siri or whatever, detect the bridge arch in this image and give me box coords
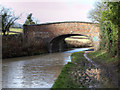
[49,34,93,53]
[23,21,100,52]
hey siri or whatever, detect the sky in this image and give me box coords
[0,0,98,24]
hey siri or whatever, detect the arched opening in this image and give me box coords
[49,34,93,53]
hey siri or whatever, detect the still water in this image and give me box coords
[2,48,89,88]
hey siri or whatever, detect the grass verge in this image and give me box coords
[51,51,99,88]
[51,50,119,89]
[87,50,119,87]
[51,52,84,88]
[10,28,23,33]
[87,50,118,65]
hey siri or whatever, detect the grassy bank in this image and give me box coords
[51,51,101,88]
[87,50,118,63]
[51,52,86,88]
[51,50,119,88]
[87,50,119,87]
[87,50,119,72]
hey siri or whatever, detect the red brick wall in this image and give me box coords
[24,22,100,50]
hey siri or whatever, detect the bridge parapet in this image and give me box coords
[23,21,100,51]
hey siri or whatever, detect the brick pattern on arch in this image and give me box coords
[23,22,100,50]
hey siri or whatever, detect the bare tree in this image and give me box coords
[34,19,40,24]
[88,2,107,23]
[0,6,21,35]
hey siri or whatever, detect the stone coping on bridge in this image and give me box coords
[23,21,98,26]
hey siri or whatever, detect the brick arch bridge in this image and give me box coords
[23,21,100,52]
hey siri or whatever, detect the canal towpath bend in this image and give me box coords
[84,51,119,88]
[3,48,118,88]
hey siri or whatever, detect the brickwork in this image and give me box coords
[24,21,100,50]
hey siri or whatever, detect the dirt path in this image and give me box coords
[84,51,119,88]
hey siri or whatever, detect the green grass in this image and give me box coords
[51,50,119,89]
[10,28,23,33]
[87,50,118,63]
[0,28,23,35]
[51,51,92,88]
[71,51,85,62]
[70,36,89,39]
[65,38,91,43]
[65,36,92,44]
[51,62,78,88]
[87,50,119,87]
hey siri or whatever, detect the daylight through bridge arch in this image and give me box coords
[49,34,93,53]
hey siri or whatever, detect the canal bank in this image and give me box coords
[51,50,119,88]
[3,48,119,88]
[87,50,119,88]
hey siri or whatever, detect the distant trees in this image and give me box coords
[34,19,40,24]
[24,13,35,25]
[0,6,20,35]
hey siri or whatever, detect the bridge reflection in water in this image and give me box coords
[2,48,89,88]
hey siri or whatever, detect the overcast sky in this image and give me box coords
[0,0,98,24]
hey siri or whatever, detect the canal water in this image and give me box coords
[2,48,89,88]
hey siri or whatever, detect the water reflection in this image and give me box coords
[64,48,89,53]
[2,48,89,88]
